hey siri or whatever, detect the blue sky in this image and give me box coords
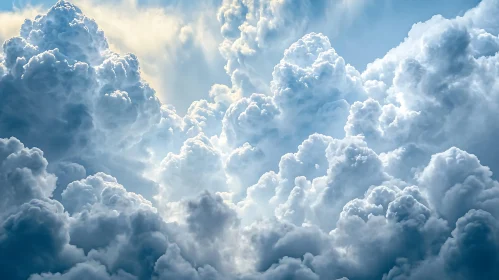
[1,0,481,71]
[331,0,481,70]
[0,0,52,10]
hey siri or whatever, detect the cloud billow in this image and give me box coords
[1,0,499,279]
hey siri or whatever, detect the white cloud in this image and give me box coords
[1,0,499,279]
[72,0,228,113]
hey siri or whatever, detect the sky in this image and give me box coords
[1,0,499,279]
[0,0,481,112]
[1,1,481,63]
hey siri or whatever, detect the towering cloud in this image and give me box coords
[1,0,499,279]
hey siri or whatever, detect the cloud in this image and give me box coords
[1,0,499,279]
[0,5,43,46]
[217,0,371,96]
[185,191,238,241]
[418,147,499,225]
[29,261,137,280]
[0,0,226,199]
[0,137,84,279]
[0,136,235,280]
[155,133,228,203]
[220,33,365,195]
[0,137,56,213]
[71,0,229,113]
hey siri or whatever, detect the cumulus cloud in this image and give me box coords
[72,0,229,113]
[0,136,236,280]
[0,0,233,199]
[155,133,228,203]
[2,0,499,279]
[217,0,370,96]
